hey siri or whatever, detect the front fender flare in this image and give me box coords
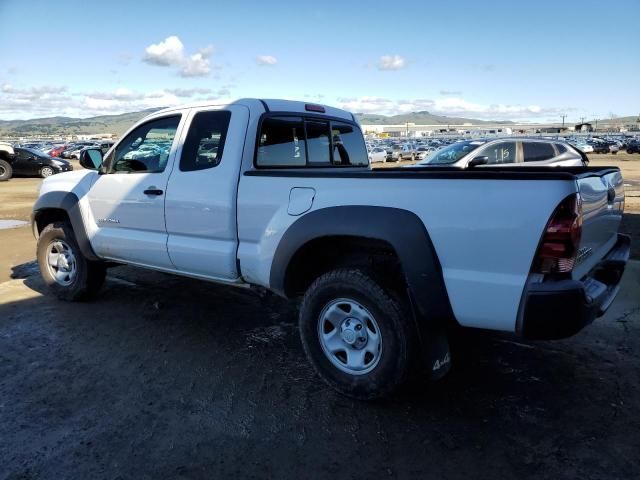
[32,191,99,261]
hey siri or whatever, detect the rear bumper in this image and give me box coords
[520,234,630,340]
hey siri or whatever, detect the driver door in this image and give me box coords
[86,114,185,268]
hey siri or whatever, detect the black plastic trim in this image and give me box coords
[270,206,455,327]
[32,191,99,261]
[245,166,620,181]
[258,99,270,113]
[520,233,630,340]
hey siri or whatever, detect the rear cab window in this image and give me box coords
[255,114,367,168]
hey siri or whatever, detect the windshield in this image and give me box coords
[418,141,485,165]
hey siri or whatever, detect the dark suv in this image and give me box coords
[591,142,610,154]
[627,141,640,154]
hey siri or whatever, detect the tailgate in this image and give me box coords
[572,168,625,280]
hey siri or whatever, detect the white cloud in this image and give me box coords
[256,55,278,66]
[180,52,211,77]
[0,84,225,119]
[377,55,406,71]
[142,37,216,77]
[143,36,185,66]
[165,87,213,97]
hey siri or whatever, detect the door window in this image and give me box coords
[523,142,556,162]
[107,115,181,173]
[481,141,517,164]
[180,111,231,171]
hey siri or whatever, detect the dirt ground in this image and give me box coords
[0,156,639,479]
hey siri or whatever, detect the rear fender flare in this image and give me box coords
[270,206,455,328]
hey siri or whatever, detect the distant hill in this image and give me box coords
[355,110,514,125]
[587,116,639,125]
[0,108,163,137]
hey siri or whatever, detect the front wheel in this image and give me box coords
[37,221,106,301]
[299,269,416,400]
[40,166,55,178]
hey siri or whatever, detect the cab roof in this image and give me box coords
[155,98,356,122]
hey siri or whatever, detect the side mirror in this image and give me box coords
[79,148,103,170]
[468,155,489,167]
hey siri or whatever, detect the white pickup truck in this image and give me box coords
[32,99,630,399]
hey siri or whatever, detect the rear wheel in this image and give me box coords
[0,159,12,181]
[37,222,106,301]
[299,269,416,400]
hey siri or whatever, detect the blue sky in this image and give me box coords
[0,0,638,122]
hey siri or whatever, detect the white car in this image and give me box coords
[368,147,387,163]
[32,98,629,400]
[576,143,594,154]
[416,138,586,167]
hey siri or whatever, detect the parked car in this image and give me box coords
[49,144,69,158]
[415,138,586,167]
[61,143,97,159]
[627,141,640,154]
[576,143,594,154]
[98,141,115,154]
[414,146,433,160]
[32,99,629,400]
[591,142,610,154]
[367,147,387,163]
[11,147,73,178]
[13,147,73,178]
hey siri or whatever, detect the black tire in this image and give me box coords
[37,221,106,301]
[0,159,12,181]
[299,269,417,400]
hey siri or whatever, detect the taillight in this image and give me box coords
[532,193,583,275]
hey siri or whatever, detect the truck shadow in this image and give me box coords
[2,261,638,478]
[620,211,640,259]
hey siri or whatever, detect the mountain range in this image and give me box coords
[0,109,637,137]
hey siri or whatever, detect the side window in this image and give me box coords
[108,115,181,173]
[330,122,368,166]
[523,142,556,162]
[555,144,567,154]
[305,120,331,164]
[481,141,517,164]
[180,110,231,171]
[256,117,306,167]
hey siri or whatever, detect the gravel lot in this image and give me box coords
[1,156,639,479]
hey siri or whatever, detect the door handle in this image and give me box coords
[143,188,164,196]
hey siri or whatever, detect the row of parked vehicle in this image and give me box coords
[367,138,461,163]
[18,140,115,160]
[366,134,640,164]
[0,140,115,181]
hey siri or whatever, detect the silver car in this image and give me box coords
[416,138,586,168]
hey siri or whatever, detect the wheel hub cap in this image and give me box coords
[317,299,382,375]
[45,240,77,286]
[340,318,367,348]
